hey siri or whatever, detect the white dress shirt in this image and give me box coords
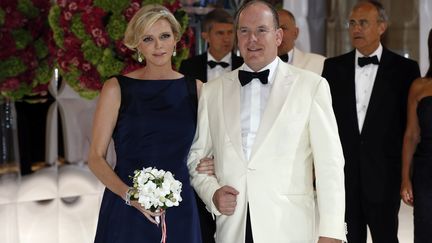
[207,52,232,82]
[355,44,383,132]
[240,58,279,160]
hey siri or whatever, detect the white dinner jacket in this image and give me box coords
[188,59,346,243]
[292,47,326,75]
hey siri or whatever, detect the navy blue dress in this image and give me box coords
[94,75,202,243]
[412,96,432,243]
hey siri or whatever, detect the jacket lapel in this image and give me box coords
[199,53,208,82]
[223,70,246,161]
[250,62,297,159]
[360,48,391,136]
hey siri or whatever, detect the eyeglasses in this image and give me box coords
[347,19,372,29]
[237,26,275,38]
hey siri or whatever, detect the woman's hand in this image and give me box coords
[130,201,165,224]
[196,156,215,176]
[400,179,414,206]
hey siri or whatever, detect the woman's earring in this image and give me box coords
[173,46,176,57]
[137,51,143,62]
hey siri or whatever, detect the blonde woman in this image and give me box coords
[88,4,210,243]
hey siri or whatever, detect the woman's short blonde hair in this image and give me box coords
[123,4,181,50]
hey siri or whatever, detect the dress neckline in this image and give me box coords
[119,75,184,82]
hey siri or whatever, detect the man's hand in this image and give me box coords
[196,156,215,176]
[318,237,342,243]
[212,186,239,215]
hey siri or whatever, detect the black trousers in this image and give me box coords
[245,205,254,243]
[345,186,400,243]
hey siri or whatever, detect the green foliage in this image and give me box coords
[17,0,39,19]
[33,61,52,85]
[12,29,32,50]
[71,14,90,41]
[174,9,189,34]
[97,49,125,79]
[0,8,5,26]
[82,40,104,65]
[48,5,64,48]
[107,13,127,41]
[0,58,27,80]
[1,85,31,101]
[34,38,49,59]
[173,48,189,70]
[142,0,165,6]
[94,0,130,14]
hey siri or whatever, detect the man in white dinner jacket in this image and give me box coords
[277,9,325,75]
[187,1,346,242]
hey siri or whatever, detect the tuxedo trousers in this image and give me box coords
[246,204,254,243]
[345,182,400,243]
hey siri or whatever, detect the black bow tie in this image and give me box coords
[279,54,289,63]
[358,55,379,67]
[238,69,270,86]
[208,60,229,68]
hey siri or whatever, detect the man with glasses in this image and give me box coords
[188,1,346,242]
[322,1,420,243]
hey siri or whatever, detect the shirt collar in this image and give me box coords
[208,52,232,64]
[242,57,279,85]
[355,43,383,67]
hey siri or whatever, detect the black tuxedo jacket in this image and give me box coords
[322,48,420,202]
[179,52,243,83]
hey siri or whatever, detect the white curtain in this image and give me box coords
[282,0,310,52]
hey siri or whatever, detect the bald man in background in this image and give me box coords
[277,9,325,75]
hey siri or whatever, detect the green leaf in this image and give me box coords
[17,0,39,19]
[34,38,49,59]
[0,8,5,26]
[71,14,90,41]
[82,40,104,65]
[12,29,32,50]
[0,57,27,80]
[48,6,64,48]
[94,0,130,14]
[106,13,127,41]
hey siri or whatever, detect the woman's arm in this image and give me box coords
[88,77,126,198]
[401,79,422,206]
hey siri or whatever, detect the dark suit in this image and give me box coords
[322,47,420,243]
[179,52,243,83]
[179,51,242,243]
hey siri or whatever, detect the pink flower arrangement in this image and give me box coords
[49,0,193,99]
[0,0,53,101]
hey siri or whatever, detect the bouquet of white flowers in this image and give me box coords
[130,167,183,243]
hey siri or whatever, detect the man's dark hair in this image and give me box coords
[202,8,234,33]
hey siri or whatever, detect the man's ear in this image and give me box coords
[294,27,299,41]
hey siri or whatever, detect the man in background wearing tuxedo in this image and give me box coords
[322,1,420,243]
[179,8,243,83]
[277,8,325,75]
